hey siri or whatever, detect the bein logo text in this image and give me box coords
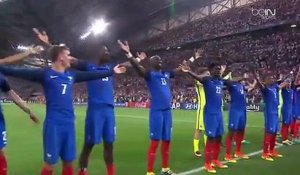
[251,8,276,19]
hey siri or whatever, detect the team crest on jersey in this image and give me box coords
[68,76,73,81]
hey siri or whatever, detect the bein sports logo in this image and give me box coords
[251,8,276,19]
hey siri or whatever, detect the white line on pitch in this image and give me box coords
[177,145,284,175]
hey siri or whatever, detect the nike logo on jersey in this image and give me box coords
[50,76,58,79]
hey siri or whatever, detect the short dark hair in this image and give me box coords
[48,45,70,62]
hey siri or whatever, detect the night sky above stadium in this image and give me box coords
[0,0,213,58]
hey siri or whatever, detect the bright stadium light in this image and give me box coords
[80,18,109,40]
[291,24,297,28]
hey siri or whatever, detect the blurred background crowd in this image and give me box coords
[2,0,300,106]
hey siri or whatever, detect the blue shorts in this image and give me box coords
[85,104,115,144]
[204,112,224,138]
[0,116,6,149]
[43,121,76,165]
[264,111,279,134]
[294,110,300,120]
[281,109,293,125]
[228,109,246,131]
[149,108,172,141]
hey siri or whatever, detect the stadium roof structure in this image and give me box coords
[0,0,218,60]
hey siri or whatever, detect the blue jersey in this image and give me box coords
[281,87,293,112]
[227,82,246,110]
[0,74,11,115]
[84,63,114,106]
[43,69,75,123]
[202,77,224,114]
[294,85,300,115]
[146,71,174,110]
[0,66,114,123]
[262,84,279,114]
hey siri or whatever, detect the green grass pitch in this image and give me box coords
[2,104,299,175]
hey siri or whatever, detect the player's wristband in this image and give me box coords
[189,57,195,63]
[126,52,133,58]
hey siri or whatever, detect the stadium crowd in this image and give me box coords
[2,0,299,106]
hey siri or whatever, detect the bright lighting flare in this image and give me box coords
[291,24,297,28]
[91,19,109,35]
[80,18,109,40]
[17,45,31,51]
[80,31,91,40]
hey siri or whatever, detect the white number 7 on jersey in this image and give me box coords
[61,84,67,94]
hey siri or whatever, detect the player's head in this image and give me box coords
[232,72,246,83]
[263,73,276,85]
[208,63,221,77]
[150,55,162,70]
[98,46,110,63]
[49,45,71,68]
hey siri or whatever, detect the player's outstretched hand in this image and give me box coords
[29,113,39,124]
[136,52,147,60]
[113,64,127,74]
[118,40,130,53]
[33,28,50,45]
[220,65,226,73]
[178,64,190,72]
[194,49,203,59]
[29,45,44,54]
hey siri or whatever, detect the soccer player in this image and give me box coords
[73,47,146,175]
[119,40,181,175]
[292,65,300,143]
[193,70,209,157]
[33,28,139,175]
[179,62,230,173]
[224,72,256,162]
[0,76,40,175]
[254,71,289,161]
[0,45,43,175]
[280,77,293,145]
[0,45,126,175]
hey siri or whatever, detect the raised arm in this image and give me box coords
[178,63,208,83]
[184,49,203,66]
[0,46,43,65]
[119,52,147,68]
[0,66,44,82]
[253,71,265,89]
[118,40,147,78]
[33,28,53,47]
[245,79,257,92]
[73,65,126,83]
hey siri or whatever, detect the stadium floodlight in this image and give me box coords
[80,18,109,40]
[291,24,297,28]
